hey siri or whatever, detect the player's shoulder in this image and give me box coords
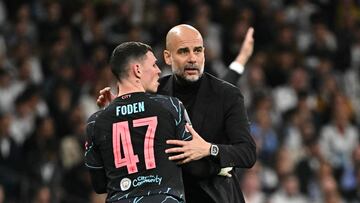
[87,109,104,124]
[146,93,183,113]
[146,93,181,104]
[86,110,105,141]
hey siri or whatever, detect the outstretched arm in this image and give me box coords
[222,27,254,84]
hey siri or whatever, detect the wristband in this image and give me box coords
[229,61,245,74]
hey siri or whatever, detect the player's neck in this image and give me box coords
[116,80,145,96]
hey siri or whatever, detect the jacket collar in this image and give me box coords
[158,73,215,133]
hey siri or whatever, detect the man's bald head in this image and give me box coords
[165,24,203,51]
[163,24,205,82]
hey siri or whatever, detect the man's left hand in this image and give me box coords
[165,123,211,164]
[235,27,254,66]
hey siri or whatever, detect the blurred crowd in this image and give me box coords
[0,0,359,202]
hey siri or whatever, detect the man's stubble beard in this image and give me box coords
[173,65,204,82]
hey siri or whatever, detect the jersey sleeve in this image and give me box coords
[173,98,192,141]
[84,111,104,169]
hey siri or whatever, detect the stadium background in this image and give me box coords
[0,0,359,202]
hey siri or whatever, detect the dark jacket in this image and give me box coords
[158,73,256,203]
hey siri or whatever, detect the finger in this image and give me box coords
[185,123,200,138]
[245,27,254,40]
[99,87,111,95]
[166,139,186,146]
[168,153,187,161]
[98,95,104,100]
[177,157,191,165]
[96,96,106,107]
[105,92,112,102]
[165,147,185,154]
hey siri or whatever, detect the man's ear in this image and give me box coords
[132,64,141,78]
[163,50,172,65]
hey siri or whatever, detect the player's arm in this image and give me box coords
[85,111,107,194]
[88,168,107,194]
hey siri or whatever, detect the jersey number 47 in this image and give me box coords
[112,116,158,174]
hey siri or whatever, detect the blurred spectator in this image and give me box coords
[59,104,93,202]
[285,0,318,33]
[10,92,36,145]
[22,116,62,198]
[242,170,266,203]
[0,68,23,113]
[37,2,64,48]
[239,57,269,107]
[0,112,22,201]
[273,67,309,114]
[192,3,224,77]
[10,40,43,84]
[265,48,299,87]
[268,173,308,203]
[274,24,299,56]
[71,2,98,53]
[341,144,360,201]
[6,4,38,48]
[281,89,318,147]
[213,0,237,32]
[31,185,51,203]
[314,73,341,125]
[295,137,325,200]
[47,82,76,137]
[319,174,345,203]
[319,92,359,182]
[251,107,279,165]
[103,1,132,46]
[79,80,103,120]
[222,17,251,66]
[149,2,181,69]
[274,147,296,179]
[306,21,337,67]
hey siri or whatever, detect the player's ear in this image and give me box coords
[163,50,172,66]
[132,63,142,78]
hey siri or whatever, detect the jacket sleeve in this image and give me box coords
[216,87,256,168]
[221,69,242,85]
[181,157,221,179]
